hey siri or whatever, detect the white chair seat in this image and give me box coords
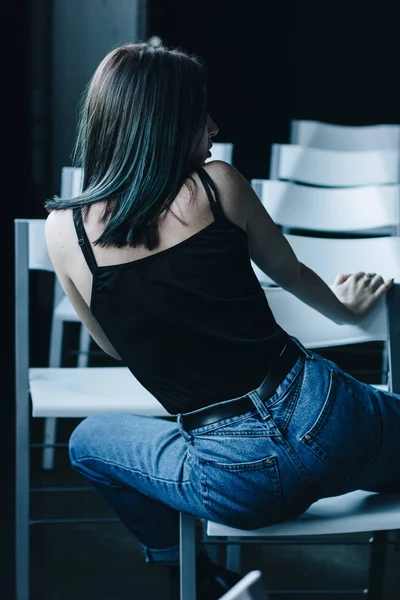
[29,367,169,418]
[207,490,400,537]
[29,366,388,418]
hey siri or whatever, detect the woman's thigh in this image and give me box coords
[68,413,212,518]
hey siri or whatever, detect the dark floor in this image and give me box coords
[28,338,400,600]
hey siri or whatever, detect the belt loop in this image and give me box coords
[177,413,193,443]
[289,336,315,360]
[247,390,271,421]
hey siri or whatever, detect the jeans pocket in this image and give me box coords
[196,453,282,530]
[300,368,382,479]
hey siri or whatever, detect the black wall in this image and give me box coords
[3,1,30,598]
[149,0,400,178]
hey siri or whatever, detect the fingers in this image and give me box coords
[372,277,395,297]
[363,272,376,284]
[333,272,395,294]
[383,278,395,291]
[358,272,393,292]
[354,271,367,281]
[367,274,384,291]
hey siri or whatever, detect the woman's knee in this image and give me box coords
[68,413,120,465]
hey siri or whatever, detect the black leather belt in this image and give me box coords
[181,339,303,431]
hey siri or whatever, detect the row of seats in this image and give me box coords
[15,121,400,599]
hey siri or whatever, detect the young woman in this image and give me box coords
[44,42,400,599]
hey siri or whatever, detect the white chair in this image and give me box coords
[218,570,267,600]
[250,179,400,384]
[269,144,400,187]
[206,142,234,164]
[251,233,400,388]
[290,120,400,151]
[14,218,170,600]
[250,179,400,237]
[179,284,400,600]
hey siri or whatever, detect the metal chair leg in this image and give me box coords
[368,531,388,600]
[226,540,242,572]
[180,512,197,600]
[77,325,91,368]
[16,397,30,599]
[41,417,58,470]
[42,325,91,470]
[381,341,389,385]
[42,316,63,470]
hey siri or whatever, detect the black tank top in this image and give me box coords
[72,167,288,414]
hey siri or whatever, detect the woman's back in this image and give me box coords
[46,162,287,414]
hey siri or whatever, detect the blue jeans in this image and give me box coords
[69,337,400,565]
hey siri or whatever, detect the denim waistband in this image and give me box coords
[179,337,309,432]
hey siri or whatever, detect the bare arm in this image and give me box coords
[204,161,393,325]
[53,274,123,361]
[44,212,122,361]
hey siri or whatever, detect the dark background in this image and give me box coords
[3,0,400,597]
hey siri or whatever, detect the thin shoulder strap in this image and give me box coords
[72,208,98,274]
[195,167,224,220]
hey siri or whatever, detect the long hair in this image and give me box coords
[44,42,209,249]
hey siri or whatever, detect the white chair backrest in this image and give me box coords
[290,120,400,151]
[218,570,266,600]
[269,144,400,187]
[264,286,387,348]
[15,219,53,272]
[61,166,83,198]
[250,179,400,234]
[206,142,234,164]
[15,219,54,400]
[253,234,400,288]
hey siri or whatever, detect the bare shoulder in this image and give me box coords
[44,209,75,262]
[201,160,246,188]
[45,207,71,233]
[200,160,256,230]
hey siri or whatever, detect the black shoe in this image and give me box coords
[168,553,243,600]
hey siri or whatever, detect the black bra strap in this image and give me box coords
[72,208,98,274]
[195,167,224,220]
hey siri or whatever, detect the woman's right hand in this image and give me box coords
[331,272,394,323]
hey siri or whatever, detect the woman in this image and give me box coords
[44,42,400,599]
